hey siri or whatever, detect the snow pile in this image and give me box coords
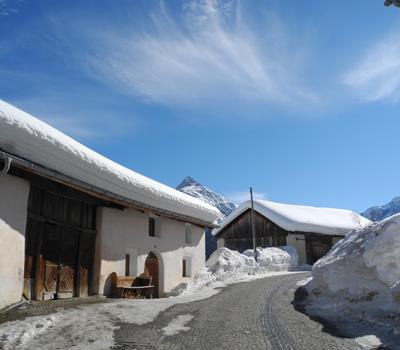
[244,246,298,269]
[0,100,220,224]
[172,246,299,295]
[206,247,257,273]
[306,214,400,331]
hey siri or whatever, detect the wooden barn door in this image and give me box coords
[144,252,159,298]
[39,225,79,299]
[306,236,332,264]
[24,183,97,301]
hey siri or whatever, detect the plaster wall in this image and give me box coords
[95,207,206,297]
[287,234,307,265]
[0,174,30,309]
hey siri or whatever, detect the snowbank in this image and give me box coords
[213,200,371,237]
[172,246,299,295]
[243,246,298,269]
[306,214,400,332]
[0,100,220,224]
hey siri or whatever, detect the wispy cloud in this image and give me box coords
[226,190,267,204]
[76,0,317,114]
[343,33,400,103]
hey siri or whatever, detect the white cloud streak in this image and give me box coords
[80,0,317,113]
[343,33,400,103]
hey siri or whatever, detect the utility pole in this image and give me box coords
[250,187,257,262]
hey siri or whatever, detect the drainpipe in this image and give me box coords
[0,155,11,176]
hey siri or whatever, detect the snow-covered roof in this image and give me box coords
[213,199,372,237]
[0,100,220,224]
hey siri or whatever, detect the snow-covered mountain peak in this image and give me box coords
[176,176,237,219]
[362,196,400,221]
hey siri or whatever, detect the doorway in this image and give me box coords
[144,252,159,298]
[306,235,332,264]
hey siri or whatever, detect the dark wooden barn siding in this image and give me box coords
[218,209,287,252]
[24,184,98,300]
[15,169,120,301]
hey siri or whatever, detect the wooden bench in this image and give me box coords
[111,273,155,299]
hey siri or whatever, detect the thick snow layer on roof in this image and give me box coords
[213,199,371,236]
[0,100,219,224]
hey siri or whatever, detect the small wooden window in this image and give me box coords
[149,217,156,237]
[125,254,130,276]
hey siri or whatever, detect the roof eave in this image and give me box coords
[1,150,218,228]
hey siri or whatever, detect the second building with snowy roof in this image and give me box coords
[212,199,371,264]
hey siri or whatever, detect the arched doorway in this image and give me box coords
[144,252,159,298]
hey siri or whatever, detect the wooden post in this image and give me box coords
[250,187,257,262]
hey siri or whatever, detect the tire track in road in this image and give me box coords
[260,275,363,350]
[261,278,297,350]
[114,273,362,350]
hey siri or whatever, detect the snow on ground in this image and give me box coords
[161,314,194,336]
[0,286,219,350]
[304,214,400,348]
[0,246,303,350]
[171,246,301,295]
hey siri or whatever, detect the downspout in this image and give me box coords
[0,155,11,176]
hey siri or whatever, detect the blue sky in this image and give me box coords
[1,0,399,212]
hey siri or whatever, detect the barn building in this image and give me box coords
[0,100,219,310]
[212,200,371,265]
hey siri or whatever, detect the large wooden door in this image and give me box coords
[144,253,159,298]
[39,225,80,298]
[306,236,332,264]
[24,184,97,301]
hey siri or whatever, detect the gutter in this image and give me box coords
[0,150,218,229]
[0,153,11,176]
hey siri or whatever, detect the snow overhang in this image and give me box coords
[0,100,220,227]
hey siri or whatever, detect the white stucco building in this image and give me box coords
[0,100,220,310]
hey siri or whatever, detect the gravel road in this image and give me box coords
[113,273,363,350]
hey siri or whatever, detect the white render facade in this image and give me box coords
[95,207,206,297]
[0,174,30,310]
